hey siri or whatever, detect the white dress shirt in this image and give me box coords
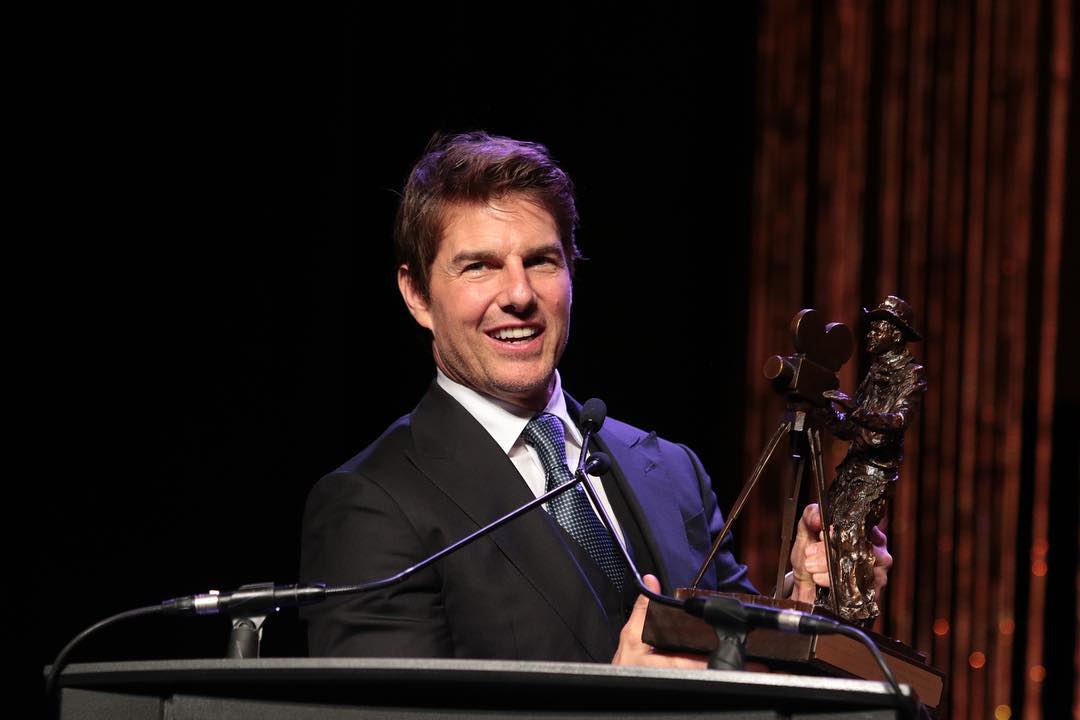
[436,369,626,547]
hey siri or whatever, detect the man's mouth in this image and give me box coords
[488,327,540,344]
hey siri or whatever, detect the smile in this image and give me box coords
[487,327,541,344]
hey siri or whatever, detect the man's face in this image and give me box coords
[866,319,904,355]
[399,196,572,410]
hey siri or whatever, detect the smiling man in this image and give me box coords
[299,132,889,666]
[398,195,572,412]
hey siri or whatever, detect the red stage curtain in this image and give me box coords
[743,2,1073,717]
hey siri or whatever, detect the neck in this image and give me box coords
[496,376,557,413]
[433,358,557,413]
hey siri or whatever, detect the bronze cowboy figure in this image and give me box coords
[818,296,927,626]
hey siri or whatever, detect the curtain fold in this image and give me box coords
[743,2,1072,717]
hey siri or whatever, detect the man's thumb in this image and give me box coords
[630,574,662,617]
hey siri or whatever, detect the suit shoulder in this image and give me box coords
[602,415,690,450]
[303,411,430,531]
[332,413,416,475]
[304,414,421,503]
[600,415,701,474]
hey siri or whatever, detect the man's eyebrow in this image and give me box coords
[521,243,567,260]
[448,250,498,267]
[448,244,565,266]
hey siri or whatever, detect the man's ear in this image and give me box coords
[397,265,434,330]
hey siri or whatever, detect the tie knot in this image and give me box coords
[522,413,571,480]
[523,412,566,449]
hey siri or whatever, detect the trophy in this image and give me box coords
[816,296,927,625]
[643,297,942,708]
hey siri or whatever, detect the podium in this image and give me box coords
[53,658,922,719]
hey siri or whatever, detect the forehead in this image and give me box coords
[437,197,560,252]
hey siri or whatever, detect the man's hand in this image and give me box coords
[789,504,893,603]
[611,574,707,668]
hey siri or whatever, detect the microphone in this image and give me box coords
[683,595,845,635]
[584,451,611,476]
[575,398,608,478]
[580,397,607,433]
[161,583,327,617]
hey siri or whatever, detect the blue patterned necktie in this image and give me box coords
[521,413,625,592]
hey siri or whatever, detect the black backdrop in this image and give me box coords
[22,4,759,696]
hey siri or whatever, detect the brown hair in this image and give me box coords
[394,131,581,301]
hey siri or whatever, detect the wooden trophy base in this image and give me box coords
[643,588,945,710]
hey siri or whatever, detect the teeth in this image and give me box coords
[492,327,537,340]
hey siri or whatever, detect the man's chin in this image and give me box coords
[487,373,556,409]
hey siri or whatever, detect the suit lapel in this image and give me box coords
[566,396,695,594]
[405,384,615,661]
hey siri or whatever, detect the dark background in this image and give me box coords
[21,2,759,693]
[19,6,1077,717]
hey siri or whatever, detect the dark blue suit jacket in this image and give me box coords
[300,383,754,661]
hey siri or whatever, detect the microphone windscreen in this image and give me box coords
[584,451,612,476]
[581,398,608,433]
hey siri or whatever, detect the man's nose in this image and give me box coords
[497,262,537,313]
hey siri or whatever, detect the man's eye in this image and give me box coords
[463,262,488,272]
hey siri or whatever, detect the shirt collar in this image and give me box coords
[435,369,583,453]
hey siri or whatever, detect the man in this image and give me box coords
[300,132,890,667]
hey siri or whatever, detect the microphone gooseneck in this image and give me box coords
[683,596,843,635]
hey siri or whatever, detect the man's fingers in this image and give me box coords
[632,574,660,613]
[801,542,827,573]
[642,573,662,594]
[802,541,833,587]
[624,574,660,634]
[662,653,708,669]
[864,525,892,592]
[790,505,827,600]
[868,526,893,570]
[613,574,709,668]
[796,504,823,539]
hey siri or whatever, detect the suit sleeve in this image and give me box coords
[678,443,759,595]
[299,471,454,657]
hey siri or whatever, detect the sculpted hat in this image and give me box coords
[863,295,923,341]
